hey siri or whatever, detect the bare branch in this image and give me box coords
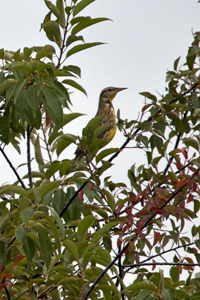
[27,124,33,189]
[0,145,27,191]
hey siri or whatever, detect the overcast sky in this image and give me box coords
[1,0,200,184]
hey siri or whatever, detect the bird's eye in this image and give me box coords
[107,88,112,92]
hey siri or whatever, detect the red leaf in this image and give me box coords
[185,257,194,264]
[152,259,156,271]
[142,103,152,113]
[178,264,183,274]
[0,283,6,291]
[117,238,122,247]
[124,248,129,256]
[183,265,194,271]
[190,247,198,253]
[89,183,94,190]
[180,147,188,159]
[193,182,197,192]
[46,113,51,126]
[153,231,161,246]
[14,255,25,263]
[79,189,84,201]
[176,159,182,171]
[175,179,187,189]
[187,194,193,203]
[137,218,148,235]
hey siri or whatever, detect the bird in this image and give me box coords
[72,86,127,165]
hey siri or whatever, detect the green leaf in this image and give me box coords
[44,0,60,18]
[163,288,175,300]
[77,215,95,241]
[63,113,84,126]
[174,56,181,71]
[140,91,157,102]
[53,80,70,104]
[53,189,65,214]
[42,20,61,47]
[37,223,52,269]
[36,51,53,60]
[170,266,179,283]
[0,78,17,93]
[149,134,163,152]
[42,86,63,128]
[104,190,116,211]
[64,65,81,77]
[0,48,4,59]
[72,17,110,35]
[34,135,45,167]
[56,135,76,156]
[96,148,121,164]
[48,206,65,237]
[66,42,103,58]
[0,185,27,196]
[23,236,35,265]
[21,208,33,227]
[26,85,40,116]
[23,47,32,59]
[0,210,19,230]
[56,0,66,27]
[73,0,95,16]
[183,138,199,151]
[14,78,27,103]
[127,281,157,291]
[12,61,32,73]
[92,221,118,243]
[40,180,62,197]
[63,239,79,260]
[195,253,200,264]
[62,79,87,95]
[66,35,84,46]
[15,226,27,244]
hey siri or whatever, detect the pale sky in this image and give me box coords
[0,0,200,184]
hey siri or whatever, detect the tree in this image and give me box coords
[0,0,200,299]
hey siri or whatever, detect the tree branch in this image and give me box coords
[4,285,11,300]
[27,124,33,189]
[42,124,56,182]
[56,1,73,69]
[59,180,88,217]
[83,168,199,299]
[0,146,27,191]
[60,83,199,219]
[121,262,198,267]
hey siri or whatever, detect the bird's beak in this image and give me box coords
[115,87,128,93]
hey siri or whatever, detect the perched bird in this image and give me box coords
[73,86,127,165]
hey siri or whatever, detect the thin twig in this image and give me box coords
[59,180,88,217]
[42,124,56,181]
[125,242,195,273]
[0,146,27,190]
[4,285,11,300]
[56,1,73,69]
[60,83,199,218]
[121,262,198,267]
[83,168,199,299]
[27,124,33,189]
[162,109,188,177]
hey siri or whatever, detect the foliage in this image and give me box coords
[0,0,200,299]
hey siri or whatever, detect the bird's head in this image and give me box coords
[99,87,127,103]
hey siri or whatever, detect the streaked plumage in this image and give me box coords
[73,86,127,165]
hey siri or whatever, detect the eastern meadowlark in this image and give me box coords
[73,86,127,165]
